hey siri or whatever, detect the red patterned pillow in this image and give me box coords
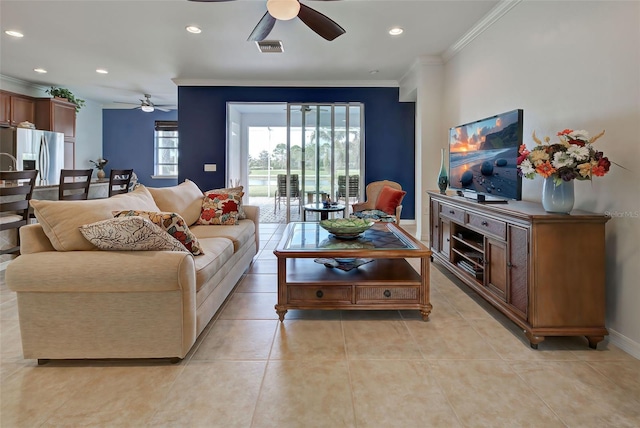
[113,210,204,255]
[197,192,241,225]
[206,186,246,219]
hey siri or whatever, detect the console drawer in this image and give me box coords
[467,212,506,240]
[440,203,465,223]
[355,286,420,303]
[289,286,352,303]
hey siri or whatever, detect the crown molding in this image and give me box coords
[172,79,399,88]
[0,74,49,92]
[442,0,522,63]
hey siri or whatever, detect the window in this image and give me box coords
[154,121,178,177]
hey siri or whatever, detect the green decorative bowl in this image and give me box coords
[319,218,374,239]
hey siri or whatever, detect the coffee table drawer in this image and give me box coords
[289,286,352,303]
[355,286,419,303]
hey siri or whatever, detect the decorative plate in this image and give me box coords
[319,218,374,239]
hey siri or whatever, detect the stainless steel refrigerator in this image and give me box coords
[0,127,65,185]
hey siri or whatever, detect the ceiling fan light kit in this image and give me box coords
[189,0,345,42]
[266,0,300,21]
[141,105,155,113]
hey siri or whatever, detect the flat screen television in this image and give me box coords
[448,109,523,202]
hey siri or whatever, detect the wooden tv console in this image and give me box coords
[428,191,610,349]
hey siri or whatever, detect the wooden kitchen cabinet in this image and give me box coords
[428,191,609,349]
[35,97,77,168]
[0,90,36,127]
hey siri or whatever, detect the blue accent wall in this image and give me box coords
[178,86,416,218]
[103,109,178,188]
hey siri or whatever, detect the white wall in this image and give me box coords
[439,1,640,353]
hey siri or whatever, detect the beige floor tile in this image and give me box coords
[247,259,278,274]
[256,250,277,260]
[218,292,278,320]
[150,360,266,427]
[271,320,346,360]
[406,316,502,360]
[39,365,183,427]
[569,339,638,361]
[192,319,277,361]
[587,359,640,401]
[235,273,277,293]
[0,319,23,360]
[349,360,461,427]
[430,360,565,427]
[343,320,422,360]
[0,297,18,320]
[443,290,497,320]
[1,365,93,427]
[252,360,356,427]
[0,288,15,305]
[471,318,580,361]
[341,310,402,321]
[511,360,640,427]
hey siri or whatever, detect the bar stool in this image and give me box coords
[0,169,38,255]
[109,169,134,197]
[59,169,92,200]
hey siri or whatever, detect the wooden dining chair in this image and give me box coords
[58,169,92,200]
[0,169,38,255]
[108,169,134,197]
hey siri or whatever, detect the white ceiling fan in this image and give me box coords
[113,94,174,113]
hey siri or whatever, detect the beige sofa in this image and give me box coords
[6,180,259,362]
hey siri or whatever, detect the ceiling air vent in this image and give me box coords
[256,40,284,53]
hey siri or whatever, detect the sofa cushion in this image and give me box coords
[197,192,241,225]
[113,210,204,256]
[31,185,161,251]
[375,186,406,215]
[147,179,204,226]
[193,238,235,291]
[206,185,246,219]
[190,219,255,252]
[79,217,188,253]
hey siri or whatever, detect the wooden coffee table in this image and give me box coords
[273,222,432,321]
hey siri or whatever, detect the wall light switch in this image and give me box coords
[204,164,217,172]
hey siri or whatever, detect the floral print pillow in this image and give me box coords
[206,186,246,219]
[113,210,204,255]
[197,192,241,225]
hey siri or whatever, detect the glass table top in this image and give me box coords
[279,222,420,252]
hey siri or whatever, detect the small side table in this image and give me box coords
[302,203,346,221]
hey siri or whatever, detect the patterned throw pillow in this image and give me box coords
[79,217,188,252]
[197,192,241,225]
[113,210,204,255]
[206,186,246,219]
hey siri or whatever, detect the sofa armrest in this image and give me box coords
[243,205,260,253]
[19,223,55,254]
[7,250,195,293]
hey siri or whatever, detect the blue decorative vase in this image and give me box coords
[542,177,574,214]
[437,148,448,194]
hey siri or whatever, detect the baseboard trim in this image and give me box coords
[608,328,640,360]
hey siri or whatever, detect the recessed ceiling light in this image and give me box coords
[5,30,24,38]
[369,70,379,74]
[388,27,404,36]
[186,26,202,34]
[96,68,109,74]
[34,68,47,74]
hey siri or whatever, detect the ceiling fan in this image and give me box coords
[114,94,174,113]
[188,0,346,42]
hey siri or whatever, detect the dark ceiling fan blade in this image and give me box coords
[247,12,277,42]
[297,3,345,41]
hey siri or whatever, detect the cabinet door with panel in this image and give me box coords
[485,237,507,302]
[10,95,35,125]
[507,225,529,319]
[430,200,441,253]
[0,92,10,126]
[440,218,451,260]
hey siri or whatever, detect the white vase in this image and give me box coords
[541,177,574,214]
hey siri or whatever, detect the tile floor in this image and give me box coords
[1,224,639,427]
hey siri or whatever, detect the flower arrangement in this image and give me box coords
[89,158,108,170]
[517,129,610,185]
